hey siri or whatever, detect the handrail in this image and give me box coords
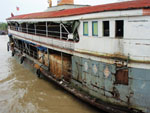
[9,26,70,40]
[11,26,68,34]
[16,45,72,75]
[10,26,70,38]
[9,28,75,50]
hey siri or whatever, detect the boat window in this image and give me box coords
[115,20,124,38]
[83,22,88,36]
[92,21,98,36]
[103,21,109,36]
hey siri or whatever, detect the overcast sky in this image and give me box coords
[0,0,125,22]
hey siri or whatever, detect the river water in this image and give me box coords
[0,35,100,113]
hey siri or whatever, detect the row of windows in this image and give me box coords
[83,20,124,38]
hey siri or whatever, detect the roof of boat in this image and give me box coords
[7,0,150,20]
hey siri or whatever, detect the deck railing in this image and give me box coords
[8,27,75,51]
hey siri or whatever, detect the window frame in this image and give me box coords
[103,21,110,37]
[83,22,89,36]
[92,21,98,36]
[115,20,124,38]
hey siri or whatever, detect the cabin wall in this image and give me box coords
[76,16,150,62]
[124,16,150,39]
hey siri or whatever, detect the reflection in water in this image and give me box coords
[0,36,100,113]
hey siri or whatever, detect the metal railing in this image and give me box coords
[15,44,72,81]
[10,26,71,40]
[9,26,75,50]
[15,43,38,59]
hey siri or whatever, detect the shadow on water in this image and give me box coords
[0,35,104,113]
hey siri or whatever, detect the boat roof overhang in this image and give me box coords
[7,0,150,23]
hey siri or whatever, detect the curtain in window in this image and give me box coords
[83,22,88,36]
[92,21,98,36]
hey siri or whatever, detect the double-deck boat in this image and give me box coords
[6,0,150,112]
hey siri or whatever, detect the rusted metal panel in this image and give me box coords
[49,54,71,81]
[90,60,101,95]
[72,56,150,112]
[82,58,91,90]
[115,69,128,85]
[72,56,82,82]
[82,58,90,73]
[97,71,105,95]
[114,85,129,104]
[100,63,115,97]
[104,77,114,97]
[72,56,77,79]
[91,60,99,77]
[129,68,150,112]
[102,63,130,105]
[98,63,105,95]
[100,63,116,76]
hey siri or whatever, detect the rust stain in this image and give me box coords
[49,54,71,81]
[130,59,150,64]
[76,50,150,64]
[115,60,127,68]
[77,49,128,60]
[34,63,40,69]
[115,69,128,85]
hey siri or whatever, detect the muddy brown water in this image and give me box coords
[0,35,101,113]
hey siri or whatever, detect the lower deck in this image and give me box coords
[9,36,150,113]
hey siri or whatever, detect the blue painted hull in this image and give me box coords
[72,56,150,112]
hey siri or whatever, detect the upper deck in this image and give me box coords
[7,0,150,67]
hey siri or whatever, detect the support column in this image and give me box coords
[47,48,50,71]
[46,22,48,37]
[19,24,22,32]
[61,52,63,79]
[26,23,28,33]
[60,22,62,39]
[22,41,24,52]
[29,44,31,56]
[34,23,36,35]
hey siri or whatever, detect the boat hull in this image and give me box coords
[11,46,149,113]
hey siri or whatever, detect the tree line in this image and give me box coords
[0,23,8,31]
